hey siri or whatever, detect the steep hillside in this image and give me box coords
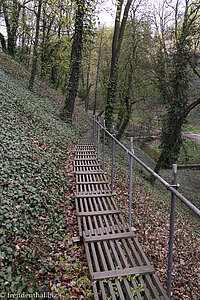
[100,140,199,300]
[0,53,92,297]
[0,51,64,109]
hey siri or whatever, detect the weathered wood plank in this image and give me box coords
[84,231,136,242]
[74,171,105,174]
[78,210,120,217]
[74,163,100,167]
[92,265,155,281]
[76,180,108,184]
[76,192,112,198]
[75,158,98,161]
[75,198,83,237]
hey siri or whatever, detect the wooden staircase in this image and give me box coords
[74,132,169,299]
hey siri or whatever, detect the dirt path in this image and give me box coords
[182,132,200,143]
[128,121,200,144]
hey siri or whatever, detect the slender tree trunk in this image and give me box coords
[60,0,85,122]
[40,12,47,79]
[20,6,26,63]
[116,96,131,140]
[85,59,91,112]
[93,28,104,115]
[105,0,133,130]
[3,0,21,56]
[40,9,55,79]
[0,33,7,52]
[29,0,42,89]
[116,43,136,139]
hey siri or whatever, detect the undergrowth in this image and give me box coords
[0,66,91,295]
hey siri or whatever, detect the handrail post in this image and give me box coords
[167,164,178,299]
[129,137,134,227]
[111,125,115,194]
[93,115,95,144]
[97,116,100,160]
[94,115,97,149]
[96,115,98,152]
[103,120,106,171]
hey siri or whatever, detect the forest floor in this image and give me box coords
[100,142,200,300]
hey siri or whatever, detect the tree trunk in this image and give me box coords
[116,42,136,140]
[3,0,21,56]
[40,12,47,79]
[154,98,200,173]
[85,59,91,112]
[60,0,85,122]
[116,96,131,140]
[105,0,133,130]
[29,0,42,89]
[0,33,7,52]
[93,28,104,115]
[153,0,200,174]
[40,8,55,79]
[19,6,27,63]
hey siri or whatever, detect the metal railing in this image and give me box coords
[93,115,200,299]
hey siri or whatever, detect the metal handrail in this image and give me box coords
[96,119,200,217]
[93,116,200,299]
